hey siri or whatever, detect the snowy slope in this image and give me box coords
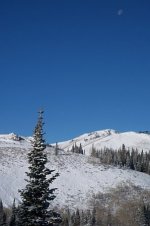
[0,132,150,210]
[0,145,150,210]
[0,133,32,148]
[58,129,150,155]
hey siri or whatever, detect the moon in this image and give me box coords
[117,9,123,16]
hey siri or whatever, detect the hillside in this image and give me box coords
[0,133,150,210]
[58,129,150,155]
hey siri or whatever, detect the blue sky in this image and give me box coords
[0,0,150,142]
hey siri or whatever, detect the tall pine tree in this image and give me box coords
[0,200,6,226]
[9,199,17,226]
[18,111,59,226]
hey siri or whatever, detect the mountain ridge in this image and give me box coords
[57,129,150,155]
[1,129,150,154]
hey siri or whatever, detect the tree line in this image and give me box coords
[1,199,149,226]
[91,144,150,174]
[70,143,84,154]
[60,203,150,226]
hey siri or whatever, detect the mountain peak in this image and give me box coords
[58,129,150,155]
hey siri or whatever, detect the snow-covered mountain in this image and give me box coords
[58,129,150,155]
[0,146,150,210]
[0,133,32,148]
[0,131,150,210]
[1,129,150,155]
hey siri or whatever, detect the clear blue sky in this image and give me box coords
[0,0,150,142]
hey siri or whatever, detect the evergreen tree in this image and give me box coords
[79,143,83,154]
[86,210,92,226]
[70,212,76,226]
[91,207,96,226]
[0,200,6,226]
[0,200,3,226]
[55,142,58,156]
[74,209,80,226]
[143,203,150,226]
[9,199,17,226]
[80,210,88,226]
[17,111,59,226]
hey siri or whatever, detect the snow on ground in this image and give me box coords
[58,129,150,155]
[0,145,149,210]
[0,133,31,148]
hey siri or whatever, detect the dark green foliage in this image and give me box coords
[17,111,60,226]
[0,200,6,226]
[91,207,96,226]
[0,199,61,226]
[61,209,96,226]
[91,145,150,175]
[71,143,84,154]
[74,209,80,226]
[59,200,150,226]
[143,203,150,226]
[9,199,16,226]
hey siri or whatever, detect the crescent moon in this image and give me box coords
[117,9,123,16]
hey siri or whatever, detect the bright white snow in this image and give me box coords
[0,131,150,210]
[0,146,149,210]
[58,129,150,155]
